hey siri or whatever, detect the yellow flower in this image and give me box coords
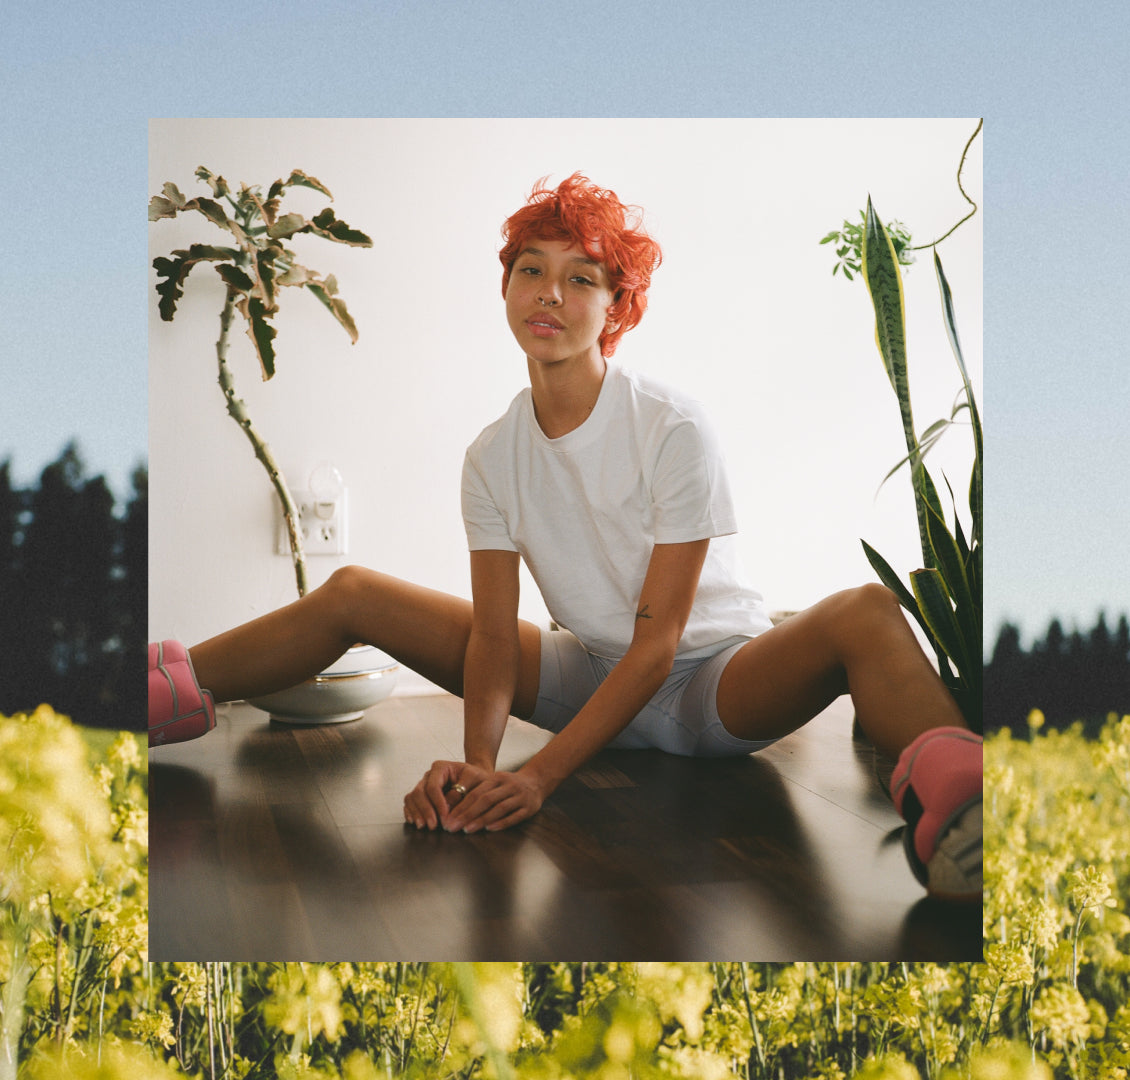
[1069,866,1118,911]
[0,707,114,905]
[264,964,345,1043]
[1031,985,1094,1048]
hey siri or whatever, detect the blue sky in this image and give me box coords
[1,1,1127,648]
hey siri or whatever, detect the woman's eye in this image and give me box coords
[519,266,540,276]
[572,276,594,286]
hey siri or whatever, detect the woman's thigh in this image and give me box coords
[713,598,853,743]
[331,565,544,718]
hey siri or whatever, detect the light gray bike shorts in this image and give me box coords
[529,628,780,757]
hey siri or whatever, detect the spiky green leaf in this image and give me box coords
[215,263,254,293]
[237,296,278,380]
[283,169,333,197]
[309,208,373,247]
[148,196,180,221]
[267,213,308,240]
[195,167,229,198]
[162,182,186,208]
[151,245,239,320]
[252,249,279,311]
[185,197,231,231]
[306,281,360,342]
[276,263,312,287]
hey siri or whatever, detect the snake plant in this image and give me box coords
[860,198,983,732]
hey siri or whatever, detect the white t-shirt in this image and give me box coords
[461,362,773,659]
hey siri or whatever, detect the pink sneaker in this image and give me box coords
[148,640,216,747]
[890,726,983,902]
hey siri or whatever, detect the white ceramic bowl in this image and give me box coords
[247,645,399,724]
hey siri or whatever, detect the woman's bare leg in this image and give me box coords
[186,564,543,718]
[715,583,966,760]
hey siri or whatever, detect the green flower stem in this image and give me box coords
[216,290,308,597]
[0,917,31,1080]
[739,963,766,1074]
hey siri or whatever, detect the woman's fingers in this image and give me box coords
[404,760,462,829]
[447,771,542,833]
[404,767,542,833]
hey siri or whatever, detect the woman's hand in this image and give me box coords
[443,769,545,833]
[403,761,491,830]
[404,763,545,833]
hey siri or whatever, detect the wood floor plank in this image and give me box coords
[148,692,981,960]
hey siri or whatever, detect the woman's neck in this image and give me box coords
[527,352,607,439]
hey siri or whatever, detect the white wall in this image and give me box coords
[149,118,982,694]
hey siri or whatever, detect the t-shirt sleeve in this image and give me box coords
[461,447,519,552]
[649,413,738,544]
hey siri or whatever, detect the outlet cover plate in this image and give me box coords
[276,489,348,555]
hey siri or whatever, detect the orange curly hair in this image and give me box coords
[499,174,662,357]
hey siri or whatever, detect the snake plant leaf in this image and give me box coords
[923,496,972,614]
[864,198,935,571]
[152,244,240,321]
[309,208,374,247]
[862,198,908,399]
[876,418,952,492]
[305,281,360,343]
[911,568,973,681]
[935,250,983,541]
[915,462,946,536]
[861,540,930,635]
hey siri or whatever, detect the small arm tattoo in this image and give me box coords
[635,604,653,620]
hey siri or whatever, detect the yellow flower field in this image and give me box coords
[2,707,1127,1080]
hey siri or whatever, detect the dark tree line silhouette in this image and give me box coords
[5,442,1123,740]
[985,611,1130,737]
[0,443,146,730]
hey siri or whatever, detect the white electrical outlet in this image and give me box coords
[276,488,348,555]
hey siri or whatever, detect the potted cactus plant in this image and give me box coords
[150,167,398,722]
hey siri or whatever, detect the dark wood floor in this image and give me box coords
[149,691,982,961]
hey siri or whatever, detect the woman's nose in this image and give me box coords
[537,279,562,306]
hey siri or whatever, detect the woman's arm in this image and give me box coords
[462,548,523,769]
[446,538,710,832]
[402,548,522,829]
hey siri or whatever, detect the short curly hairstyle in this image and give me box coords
[499,173,662,357]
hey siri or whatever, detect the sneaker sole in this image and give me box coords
[918,797,983,902]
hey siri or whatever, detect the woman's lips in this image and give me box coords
[526,316,563,337]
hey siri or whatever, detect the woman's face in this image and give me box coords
[505,238,615,367]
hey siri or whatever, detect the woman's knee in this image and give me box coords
[833,583,905,646]
[315,565,381,633]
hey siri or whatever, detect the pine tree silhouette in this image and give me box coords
[0,443,146,729]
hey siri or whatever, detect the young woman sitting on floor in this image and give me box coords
[149,173,982,902]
